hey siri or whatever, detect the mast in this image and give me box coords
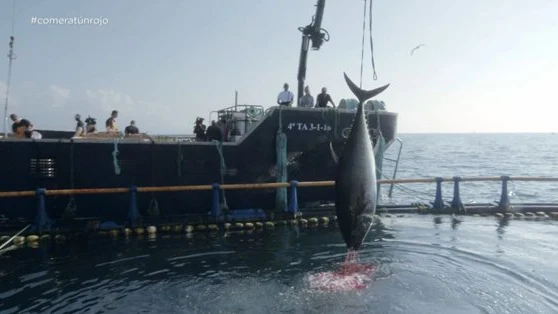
[3,36,16,138]
[296,0,329,106]
[3,0,17,138]
[234,90,238,111]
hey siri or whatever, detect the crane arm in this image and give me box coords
[296,0,329,106]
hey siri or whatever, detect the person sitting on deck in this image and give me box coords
[10,113,31,137]
[298,85,314,108]
[85,116,97,133]
[105,110,119,133]
[206,120,222,142]
[193,117,206,141]
[25,124,42,139]
[315,87,336,108]
[125,120,139,136]
[74,114,85,137]
[10,113,41,139]
[277,83,294,107]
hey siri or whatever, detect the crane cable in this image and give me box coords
[359,0,378,88]
[369,0,378,81]
[358,0,367,88]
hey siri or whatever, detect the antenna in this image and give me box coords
[3,0,17,138]
[3,38,17,138]
[234,90,238,111]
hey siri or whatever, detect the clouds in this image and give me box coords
[83,89,178,133]
[48,85,71,108]
[0,81,189,134]
[1,81,179,133]
[85,89,134,113]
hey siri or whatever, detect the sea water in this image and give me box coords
[2,133,558,313]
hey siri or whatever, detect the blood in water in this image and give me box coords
[308,249,376,292]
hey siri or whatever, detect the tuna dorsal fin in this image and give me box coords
[343,72,390,104]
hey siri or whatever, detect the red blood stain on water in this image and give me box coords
[307,250,376,292]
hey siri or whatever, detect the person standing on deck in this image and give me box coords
[277,83,294,107]
[74,114,85,137]
[193,117,206,141]
[315,87,336,108]
[106,110,119,133]
[125,120,139,135]
[298,85,314,108]
[206,120,222,142]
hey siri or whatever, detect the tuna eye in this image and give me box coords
[341,128,351,139]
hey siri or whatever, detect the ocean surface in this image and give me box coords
[2,133,558,314]
[381,133,558,206]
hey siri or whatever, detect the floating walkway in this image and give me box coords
[1,176,558,241]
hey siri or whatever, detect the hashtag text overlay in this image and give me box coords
[30,16,109,26]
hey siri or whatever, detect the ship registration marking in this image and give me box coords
[286,123,332,132]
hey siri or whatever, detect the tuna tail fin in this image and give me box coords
[343,72,390,104]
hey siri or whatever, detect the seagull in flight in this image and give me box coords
[410,44,425,56]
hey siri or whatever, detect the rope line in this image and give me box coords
[374,161,432,201]
[213,140,228,210]
[276,106,288,211]
[358,0,378,85]
[321,108,340,141]
[369,0,378,80]
[63,140,77,218]
[176,141,183,176]
[112,136,121,175]
[359,0,368,88]
[148,142,160,216]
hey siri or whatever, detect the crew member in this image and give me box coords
[193,117,206,141]
[206,120,222,142]
[277,83,294,106]
[315,87,336,108]
[74,114,85,137]
[125,120,139,135]
[298,85,314,108]
[85,116,97,133]
[9,113,31,137]
[106,110,119,133]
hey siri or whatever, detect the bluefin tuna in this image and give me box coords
[335,72,390,251]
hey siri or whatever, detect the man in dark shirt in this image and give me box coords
[193,117,207,141]
[125,120,139,135]
[10,113,32,137]
[10,113,31,133]
[315,87,336,108]
[85,116,97,133]
[206,120,221,142]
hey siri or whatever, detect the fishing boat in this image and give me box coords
[0,1,400,231]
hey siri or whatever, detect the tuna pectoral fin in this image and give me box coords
[329,142,339,164]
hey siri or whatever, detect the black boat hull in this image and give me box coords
[0,107,397,228]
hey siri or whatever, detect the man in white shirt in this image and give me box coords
[277,83,294,106]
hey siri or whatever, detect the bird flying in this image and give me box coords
[410,44,425,56]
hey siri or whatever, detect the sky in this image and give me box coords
[0,0,556,134]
